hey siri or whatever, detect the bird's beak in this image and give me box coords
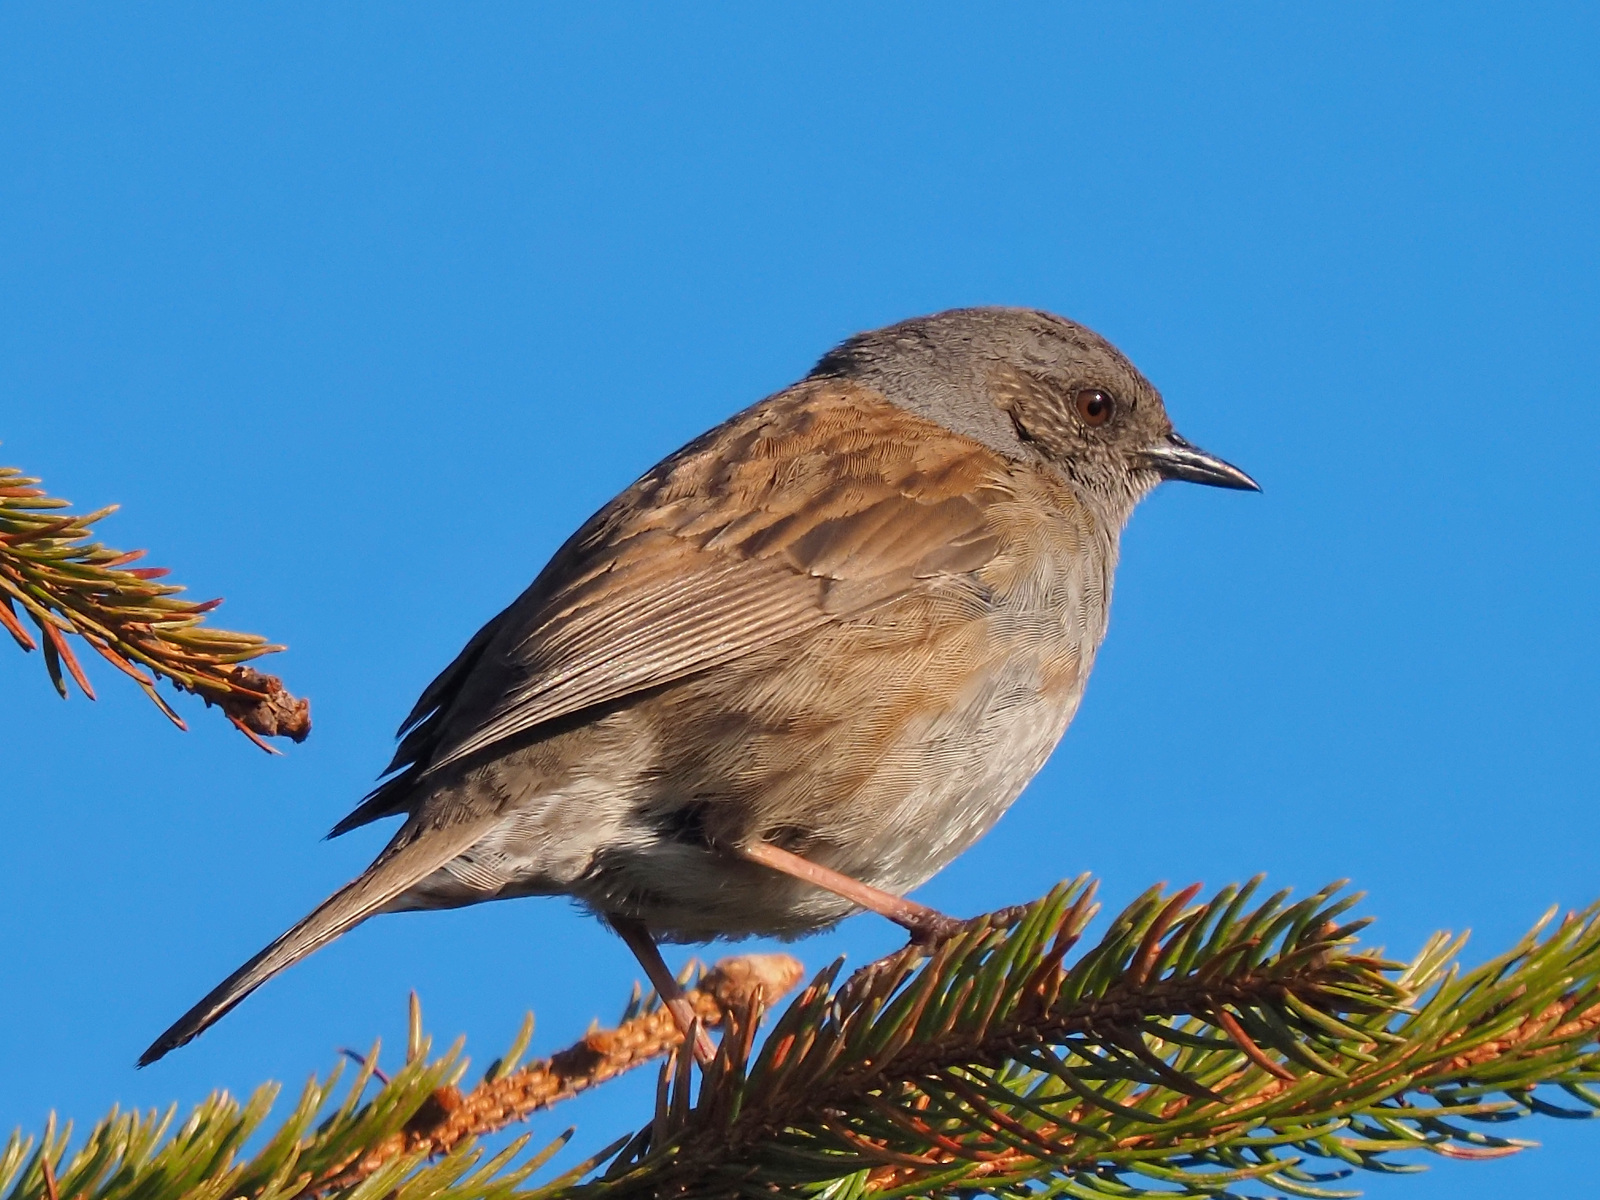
[1142,433,1260,492]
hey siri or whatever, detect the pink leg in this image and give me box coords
[737,841,963,943]
[608,914,718,1065]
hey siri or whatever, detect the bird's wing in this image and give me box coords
[332,382,1010,834]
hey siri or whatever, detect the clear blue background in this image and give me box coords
[3,5,1597,1195]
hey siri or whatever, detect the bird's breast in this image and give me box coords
[974,463,1116,693]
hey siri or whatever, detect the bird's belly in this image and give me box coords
[848,683,1083,891]
[397,559,1104,941]
[576,647,1090,942]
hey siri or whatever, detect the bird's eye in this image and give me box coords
[1073,388,1115,427]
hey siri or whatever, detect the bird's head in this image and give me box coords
[812,306,1258,523]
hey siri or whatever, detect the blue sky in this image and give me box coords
[2,5,1597,1195]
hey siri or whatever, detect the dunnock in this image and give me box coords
[142,307,1256,1066]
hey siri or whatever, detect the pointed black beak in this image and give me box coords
[1142,433,1260,492]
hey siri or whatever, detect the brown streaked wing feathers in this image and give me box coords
[333,384,1007,835]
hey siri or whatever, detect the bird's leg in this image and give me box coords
[736,841,964,944]
[607,913,718,1066]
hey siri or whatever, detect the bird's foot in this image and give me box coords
[903,902,1033,947]
[608,913,719,1066]
[902,911,968,946]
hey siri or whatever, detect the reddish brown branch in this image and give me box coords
[217,665,311,744]
[299,954,804,1199]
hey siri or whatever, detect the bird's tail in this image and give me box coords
[139,820,487,1066]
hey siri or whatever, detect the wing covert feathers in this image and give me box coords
[343,383,1011,819]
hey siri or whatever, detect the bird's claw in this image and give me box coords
[905,903,1033,947]
[904,912,968,946]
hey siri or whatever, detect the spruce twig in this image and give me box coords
[305,955,805,1197]
[603,880,1600,1198]
[7,884,1600,1200]
[0,461,309,748]
[0,954,806,1200]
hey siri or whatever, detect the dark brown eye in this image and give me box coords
[1073,388,1115,427]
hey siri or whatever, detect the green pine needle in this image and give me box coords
[7,880,1600,1200]
[0,461,308,749]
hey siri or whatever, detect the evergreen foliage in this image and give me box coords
[7,881,1600,1200]
[0,461,308,747]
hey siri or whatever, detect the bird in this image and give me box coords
[141,306,1257,1067]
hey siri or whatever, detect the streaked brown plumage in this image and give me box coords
[142,307,1257,1066]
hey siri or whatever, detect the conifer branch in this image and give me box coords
[308,955,805,1197]
[0,461,309,748]
[0,955,804,1200]
[7,883,1600,1200]
[598,878,1600,1197]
